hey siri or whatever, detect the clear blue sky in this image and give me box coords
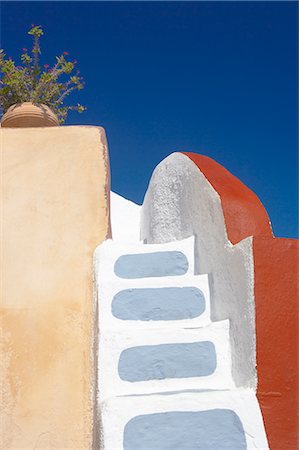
[1,1,298,238]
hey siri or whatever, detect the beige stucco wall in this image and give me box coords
[0,126,110,449]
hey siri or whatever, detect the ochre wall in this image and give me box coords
[1,126,110,449]
[183,153,298,450]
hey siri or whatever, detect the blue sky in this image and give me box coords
[1,1,298,238]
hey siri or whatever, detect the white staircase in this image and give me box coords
[94,236,269,450]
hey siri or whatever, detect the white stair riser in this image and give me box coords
[97,275,211,331]
[99,320,233,399]
[94,236,195,281]
[100,390,269,450]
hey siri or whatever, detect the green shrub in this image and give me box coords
[0,25,86,123]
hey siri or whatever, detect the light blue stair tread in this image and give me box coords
[124,409,247,450]
[114,251,189,278]
[118,342,216,382]
[112,287,205,321]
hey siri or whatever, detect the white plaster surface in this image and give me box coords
[96,186,268,450]
[140,153,256,388]
[97,274,211,331]
[100,389,269,450]
[98,320,233,399]
[110,191,141,243]
[94,236,195,281]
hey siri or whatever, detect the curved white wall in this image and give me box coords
[141,152,255,388]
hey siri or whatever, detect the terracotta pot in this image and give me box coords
[1,102,59,128]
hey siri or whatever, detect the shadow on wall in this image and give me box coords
[140,151,298,450]
[141,152,256,389]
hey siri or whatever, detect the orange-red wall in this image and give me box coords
[254,237,298,450]
[183,152,298,450]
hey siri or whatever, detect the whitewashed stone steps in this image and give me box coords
[95,236,268,449]
[94,236,210,332]
[100,389,269,450]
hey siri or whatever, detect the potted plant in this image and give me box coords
[0,25,86,127]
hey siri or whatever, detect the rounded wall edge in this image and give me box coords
[140,152,256,389]
[96,126,112,240]
[182,152,273,244]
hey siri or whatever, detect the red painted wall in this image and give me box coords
[183,152,298,450]
[254,237,298,450]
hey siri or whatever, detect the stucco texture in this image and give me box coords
[183,153,298,450]
[141,151,298,450]
[0,126,110,449]
[141,153,256,389]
